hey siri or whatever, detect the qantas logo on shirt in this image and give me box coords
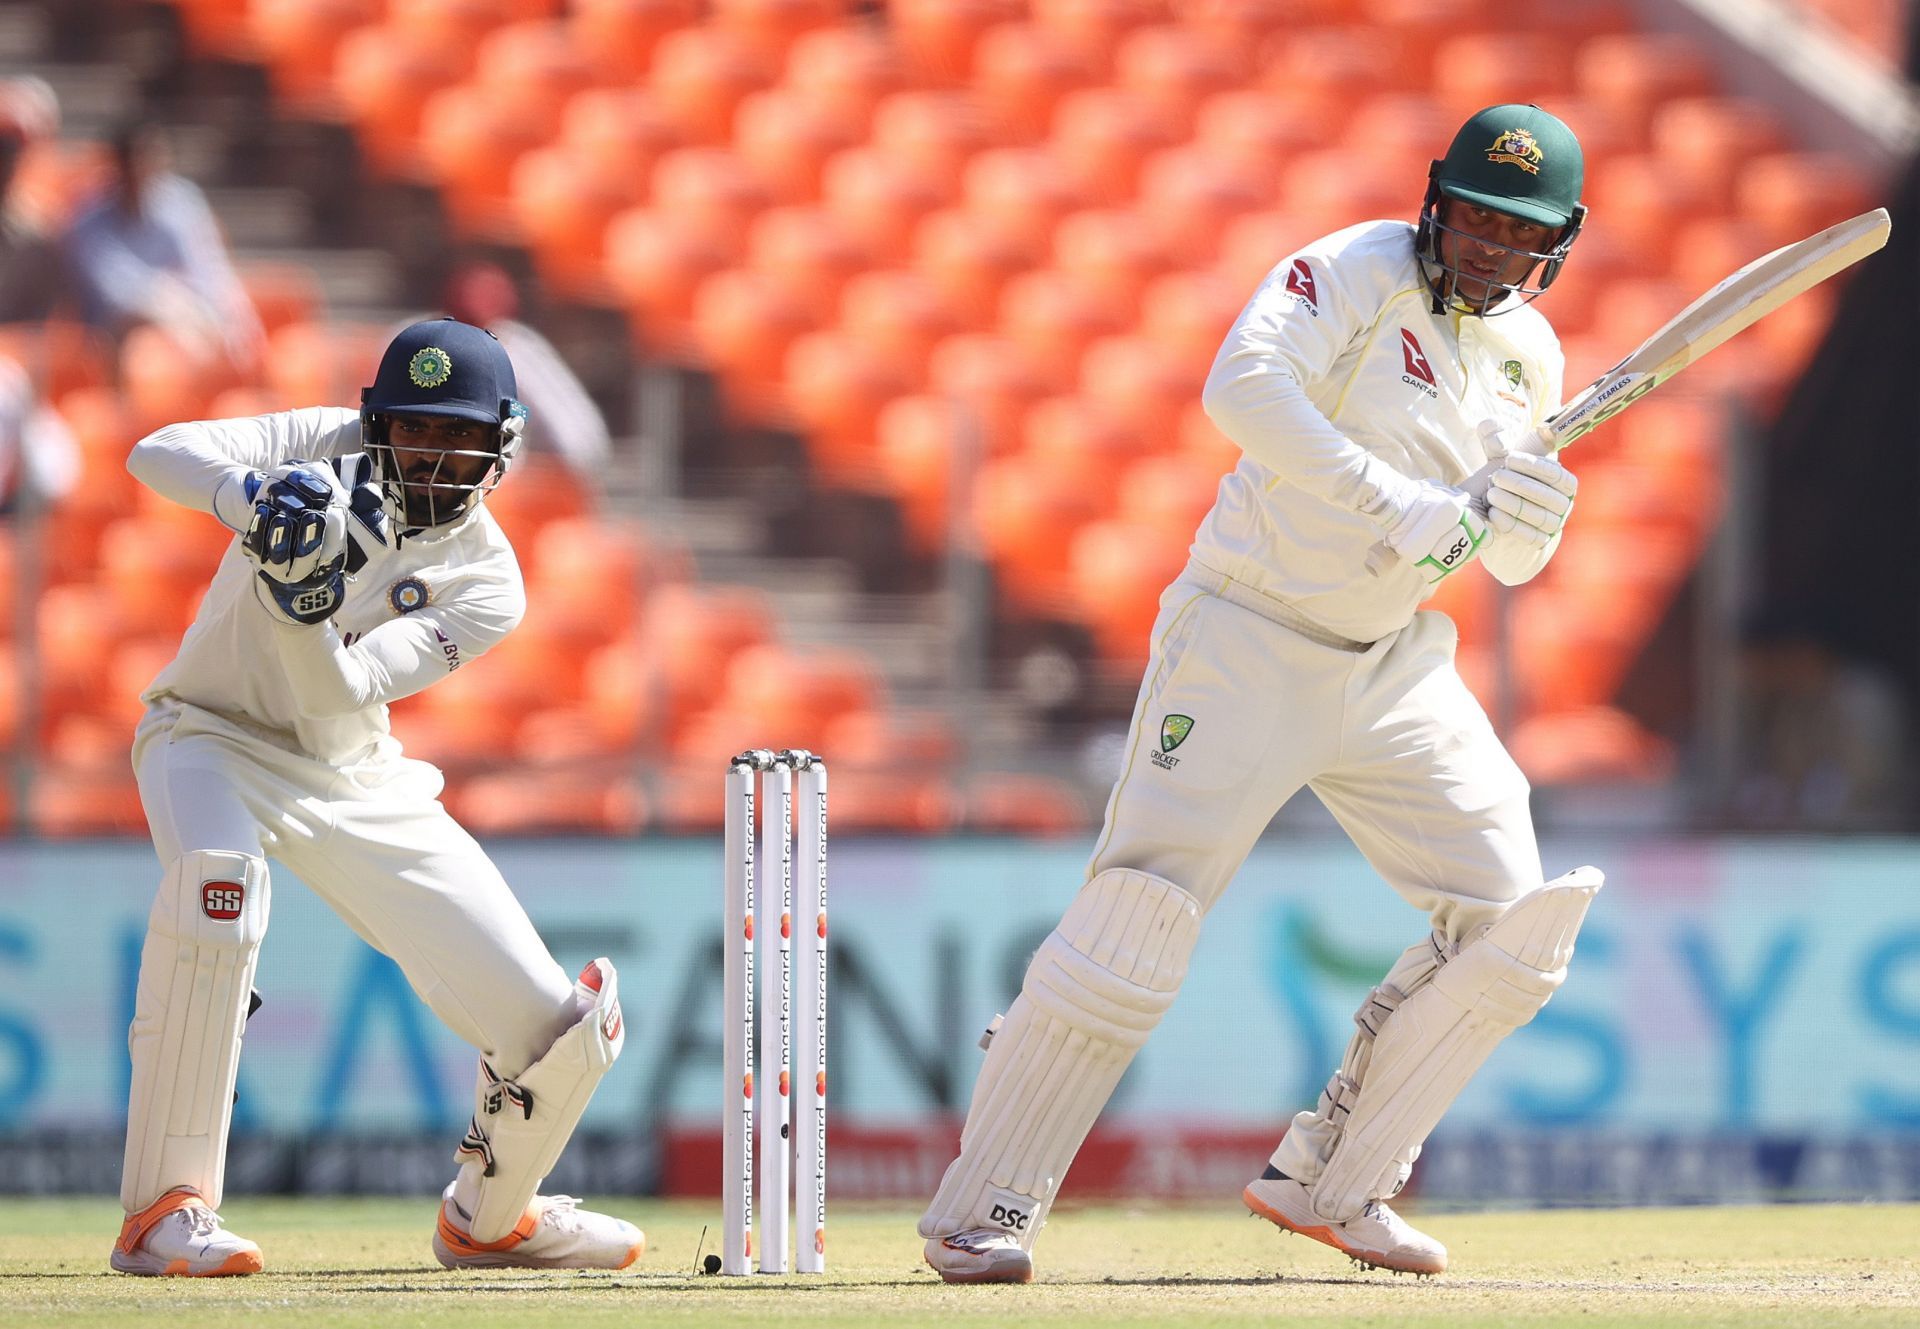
[1400,329,1439,397]
[1283,259,1319,315]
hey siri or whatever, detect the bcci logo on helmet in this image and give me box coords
[1485,128,1545,175]
[408,346,453,388]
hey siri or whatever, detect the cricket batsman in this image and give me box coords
[110,319,644,1276]
[921,104,1605,1282]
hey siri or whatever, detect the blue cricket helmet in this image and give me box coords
[362,317,519,424]
[360,318,529,528]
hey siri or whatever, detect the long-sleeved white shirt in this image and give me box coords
[1195,220,1565,643]
[129,406,526,765]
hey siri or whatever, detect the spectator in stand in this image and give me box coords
[62,119,263,372]
[0,351,77,512]
[435,261,612,482]
[0,76,63,323]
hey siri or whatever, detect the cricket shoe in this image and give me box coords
[923,1228,1034,1284]
[433,1187,644,1270]
[1243,1168,1446,1276]
[111,1188,263,1277]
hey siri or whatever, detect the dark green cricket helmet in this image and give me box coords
[1416,104,1588,314]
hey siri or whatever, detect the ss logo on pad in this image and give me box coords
[202,882,246,920]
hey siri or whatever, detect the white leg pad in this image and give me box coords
[1309,867,1602,1222]
[451,958,624,1243]
[121,849,271,1214]
[918,868,1201,1246]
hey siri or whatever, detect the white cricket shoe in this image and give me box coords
[110,1188,263,1277]
[1243,1169,1446,1276]
[923,1228,1034,1284]
[433,1187,644,1270]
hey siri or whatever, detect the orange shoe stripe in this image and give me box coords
[437,1201,542,1254]
[117,1188,205,1256]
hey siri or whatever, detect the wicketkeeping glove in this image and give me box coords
[242,462,348,585]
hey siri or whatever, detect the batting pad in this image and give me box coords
[121,849,270,1214]
[919,868,1202,1245]
[454,958,625,1243]
[1309,867,1603,1222]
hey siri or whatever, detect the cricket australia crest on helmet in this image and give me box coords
[1485,127,1545,175]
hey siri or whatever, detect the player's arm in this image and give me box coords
[1200,252,1426,519]
[268,576,525,717]
[127,408,358,534]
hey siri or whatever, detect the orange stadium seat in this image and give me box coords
[712,0,845,64]
[1353,0,1502,70]
[650,147,774,256]
[570,0,702,82]
[648,26,780,144]
[250,0,382,106]
[264,319,385,407]
[996,268,1124,388]
[35,583,117,730]
[1586,154,1711,275]
[1428,32,1576,120]
[458,767,648,834]
[53,385,140,514]
[238,262,323,338]
[646,583,777,713]
[1260,26,1423,120]
[1116,450,1220,541]
[1111,24,1245,138]
[733,89,864,204]
[118,326,230,435]
[1138,146,1273,266]
[1077,333,1193,443]
[475,20,602,124]
[525,516,655,646]
[1650,97,1785,211]
[749,205,868,313]
[963,146,1087,261]
[1068,516,1188,660]
[1136,269,1242,379]
[972,451,1103,611]
[781,25,907,136]
[870,91,996,192]
[837,269,957,386]
[891,0,1025,85]
[820,146,955,265]
[1030,0,1173,78]
[875,393,959,552]
[1735,152,1878,249]
[1020,393,1155,509]
[1574,32,1717,141]
[1047,88,1178,205]
[205,387,296,419]
[603,207,733,356]
[783,330,913,482]
[333,23,466,177]
[98,516,218,638]
[1177,398,1241,475]
[418,81,562,231]
[1052,209,1174,320]
[831,707,961,766]
[911,208,1030,328]
[1510,706,1673,785]
[927,331,1050,454]
[511,147,646,298]
[484,456,591,549]
[0,530,12,641]
[691,269,815,417]
[1191,90,1325,184]
[971,22,1097,142]
[169,0,254,57]
[558,88,683,197]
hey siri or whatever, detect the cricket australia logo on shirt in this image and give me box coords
[1152,714,1194,770]
[1400,329,1439,398]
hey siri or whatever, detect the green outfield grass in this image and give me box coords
[2,1197,1916,1327]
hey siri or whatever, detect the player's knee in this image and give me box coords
[1024,869,1204,1044]
[153,849,270,947]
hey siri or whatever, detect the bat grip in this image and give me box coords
[1365,423,1556,575]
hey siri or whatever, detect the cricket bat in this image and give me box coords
[1506,205,1891,465]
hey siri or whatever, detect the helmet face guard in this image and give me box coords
[1415,176,1586,315]
[359,319,526,529]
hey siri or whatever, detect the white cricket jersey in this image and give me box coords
[129,406,525,765]
[1195,220,1565,643]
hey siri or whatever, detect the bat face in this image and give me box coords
[1540,208,1891,452]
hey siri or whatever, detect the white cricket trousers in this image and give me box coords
[124,700,574,1210]
[1086,565,1543,939]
